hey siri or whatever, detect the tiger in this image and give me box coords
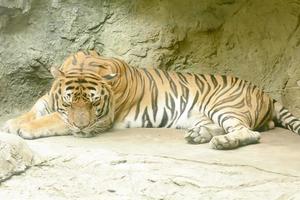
[2,50,300,150]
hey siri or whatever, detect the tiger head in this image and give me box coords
[49,65,117,138]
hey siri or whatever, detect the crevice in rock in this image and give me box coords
[126,153,300,178]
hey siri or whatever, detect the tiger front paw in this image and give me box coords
[16,126,39,139]
[2,119,21,135]
[2,120,39,139]
[184,126,213,144]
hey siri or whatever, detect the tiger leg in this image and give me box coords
[209,118,260,150]
[16,112,71,139]
[184,114,225,144]
[2,110,37,135]
[2,95,50,135]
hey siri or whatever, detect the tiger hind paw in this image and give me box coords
[209,134,240,150]
[209,129,261,150]
[184,126,214,144]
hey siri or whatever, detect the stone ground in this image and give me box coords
[0,128,300,200]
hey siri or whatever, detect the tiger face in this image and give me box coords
[50,67,116,137]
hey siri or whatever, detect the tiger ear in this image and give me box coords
[102,73,118,81]
[50,66,65,78]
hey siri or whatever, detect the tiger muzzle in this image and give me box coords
[68,100,94,130]
[73,112,90,129]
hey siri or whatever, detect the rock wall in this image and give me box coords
[0,0,300,117]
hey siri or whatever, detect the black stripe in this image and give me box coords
[158,108,168,127]
[198,75,211,112]
[216,100,246,127]
[288,118,299,125]
[134,84,145,120]
[88,81,98,85]
[210,75,218,88]
[179,83,189,115]
[281,111,293,120]
[66,86,75,90]
[189,91,199,111]
[177,72,188,84]
[88,62,106,69]
[194,75,205,93]
[51,93,55,110]
[218,112,246,131]
[294,123,300,130]
[167,111,178,128]
[221,75,227,86]
[65,80,73,85]
[72,55,77,65]
[279,107,285,113]
[256,100,272,129]
[151,81,159,121]
[65,75,100,81]
[154,69,164,83]
[142,107,153,128]
[87,86,96,90]
[165,93,176,117]
[162,71,178,98]
[75,79,88,84]
[204,84,222,117]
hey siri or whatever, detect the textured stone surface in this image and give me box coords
[0,128,300,199]
[1,1,300,198]
[0,0,299,117]
[0,132,37,182]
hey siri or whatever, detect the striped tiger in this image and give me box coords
[2,51,300,149]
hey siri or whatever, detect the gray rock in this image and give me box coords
[0,132,37,182]
[0,0,299,117]
[0,0,31,13]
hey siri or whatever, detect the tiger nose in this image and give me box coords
[73,122,89,130]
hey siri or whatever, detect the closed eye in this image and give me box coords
[93,96,100,101]
[57,108,67,115]
[93,100,101,106]
[62,102,71,107]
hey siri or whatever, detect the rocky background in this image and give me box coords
[0,0,300,117]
